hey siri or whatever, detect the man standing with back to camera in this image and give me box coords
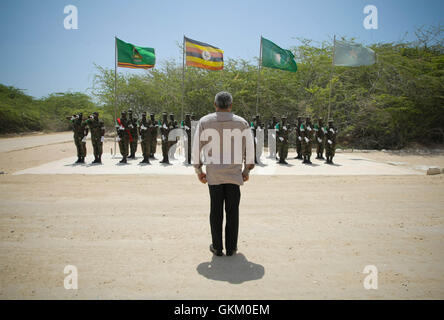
[193,92,255,257]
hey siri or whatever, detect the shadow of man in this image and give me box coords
[196,253,265,284]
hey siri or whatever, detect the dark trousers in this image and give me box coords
[208,184,241,251]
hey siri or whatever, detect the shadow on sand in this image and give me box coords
[196,253,264,284]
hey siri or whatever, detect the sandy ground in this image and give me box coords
[0,133,443,299]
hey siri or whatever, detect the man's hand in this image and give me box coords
[197,173,207,184]
[242,173,249,182]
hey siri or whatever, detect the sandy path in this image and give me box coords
[0,133,443,299]
[0,132,74,153]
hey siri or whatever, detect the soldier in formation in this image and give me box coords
[160,112,170,164]
[183,113,192,164]
[116,111,130,163]
[267,116,278,159]
[127,109,138,159]
[149,113,158,159]
[85,112,105,164]
[168,114,178,160]
[276,115,290,164]
[66,113,88,164]
[314,117,326,160]
[325,119,337,164]
[294,116,303,160]
[138,112,151,164]
[251,114,263,164]
[301,116,313,164]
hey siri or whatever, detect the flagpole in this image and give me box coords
[256,36,262,115]
[114,36,117,157]
[182,35,185,121]
[327,35,336,120]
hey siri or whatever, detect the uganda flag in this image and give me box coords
[185,36,224,71]
[116,37,155,69]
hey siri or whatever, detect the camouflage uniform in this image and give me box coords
[138,112,151,164]
[294,116,303,160]
[252,115,263,164]
[184,114,192,164]
[160,113,170,164]
[277,116,290,164]
[149,113,158,159]
[267,116,278,159]
[116,111,130,163]
[168,114,178,160]
[314,118,326,160]
[127,109,138,159]
[325,119,337,164]
[67,113,88,163]
[302,116,313,164]
[85,112,105,164]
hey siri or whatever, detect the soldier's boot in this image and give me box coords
[92,156,98,164]
[140,157,148,164]
[79,156,85,163]
[302,155,306,163]
[120,157,127,164]
[325,156,330,164]
[75,157,81,163]
[160,156,170,164]
[97,155,102,164]
[330,156,334,164]
[307,156,312,164]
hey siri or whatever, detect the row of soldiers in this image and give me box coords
[66,112,105,164]
[251,115,337,165]
[115,110,196,164]
[67,110,196,165]
[68,111,336,166]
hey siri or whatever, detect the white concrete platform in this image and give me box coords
[13,153,421,176]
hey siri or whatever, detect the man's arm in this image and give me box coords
[242,122,255,181]
[192,120,206,183]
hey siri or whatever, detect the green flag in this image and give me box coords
[261,37,297,72]
[333,40,376,67]
[116,37,155,69]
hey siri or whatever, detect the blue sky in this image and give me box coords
[0,0,442,98]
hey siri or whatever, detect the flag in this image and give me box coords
[116,38,155,69]
[261,37,297,72]
[185,36,224,71]
[333,40,376,67]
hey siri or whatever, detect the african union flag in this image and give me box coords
[116,37,155,69]
[185,36,224,71]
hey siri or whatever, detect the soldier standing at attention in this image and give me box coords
[294,116,303,160]
[85,112,105,164]
[277,116,290,164]
[168,113,178,160]
[116,111,130,164]
[160,112,170,164]
[138,112,151,164]
[184,113,192,164]
[252,114,263,164]
[325,119,337,164]
[267,116,278,159]
[66,113,88,164]
[314,117,326,160]
[149,113,158,159]
[127,109,138,159]
[302,116,313,164]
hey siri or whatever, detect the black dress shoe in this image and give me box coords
[226,248,237,256]
[209,244,223,256]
